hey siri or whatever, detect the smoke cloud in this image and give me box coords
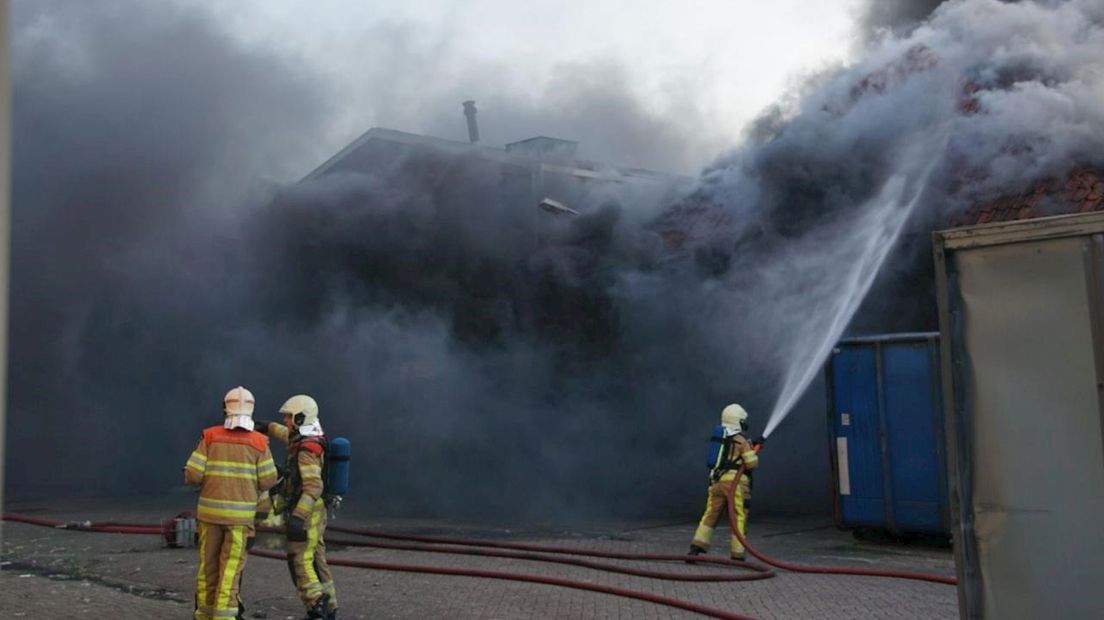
[856,0,950,44]
[4,0,721,519]
[7,0,333,494]
[692,0,1104,434]
[6,0,1103,522]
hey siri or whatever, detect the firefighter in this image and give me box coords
[184,386,278,620]
[688,403,760,561]
[256,394,338,620]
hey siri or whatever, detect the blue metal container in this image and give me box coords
[826,333,949,536]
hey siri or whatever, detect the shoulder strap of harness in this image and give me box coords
[292,436,326,456]
[715,433,750,471]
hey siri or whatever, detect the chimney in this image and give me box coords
[462,100,480,144]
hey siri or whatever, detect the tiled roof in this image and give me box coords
[652,167,1104,252]
[649,195,734,252]
[849,45,938,101]
[822,45,940,118]
[954,168,1104,226]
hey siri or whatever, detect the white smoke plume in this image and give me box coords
[690,0,1104,435]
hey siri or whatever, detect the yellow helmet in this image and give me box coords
[721,403,749,433]
[223,386,255,431]
[279,394,323,436]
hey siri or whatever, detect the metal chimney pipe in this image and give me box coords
[462,100,479,144]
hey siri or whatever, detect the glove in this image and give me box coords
[254,420,273,435]
[286,516,307,542]
[751,436,766,452]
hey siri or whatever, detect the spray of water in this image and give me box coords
[763,163,937,438]
[703,0,1104,439]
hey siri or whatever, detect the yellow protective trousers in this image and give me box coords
[194,521,252,620]
[691,471,751,558]
[286,504,338,613]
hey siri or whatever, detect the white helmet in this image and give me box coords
[721,403,749,433]
[280,394,323,437]
[223,386,256,431]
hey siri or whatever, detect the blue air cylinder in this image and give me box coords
[706,424,726,469]
[326,437,351,496]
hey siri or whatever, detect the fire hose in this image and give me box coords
[317,529,773,582]
[2,511,763,620]
[722,465,958,586]
[2,456,955,619]
[2,512,164,535]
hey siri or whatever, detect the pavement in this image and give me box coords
[1,496,958,619]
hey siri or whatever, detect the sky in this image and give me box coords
[199,0,863,175]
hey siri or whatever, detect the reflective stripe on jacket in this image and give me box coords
[184,426,278,525]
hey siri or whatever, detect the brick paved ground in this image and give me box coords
[1,496,957,619]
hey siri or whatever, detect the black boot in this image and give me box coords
[303,594,331,619]
[685,544,707,564]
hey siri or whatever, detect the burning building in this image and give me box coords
[7,0,1102,528]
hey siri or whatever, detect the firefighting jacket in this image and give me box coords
[184,426,278,525]
[266,423,325,521]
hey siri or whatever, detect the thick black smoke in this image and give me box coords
[9,0,1100,525]
[7,0,331,497]
[4,0,736,520]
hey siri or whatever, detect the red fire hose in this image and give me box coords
[320,524,771,581]
[2,512,162,536]
[2,459,954,620]
[721,464,957,586]
[320,533,772,582]
[247,548,758,620]
[3,511,760,620]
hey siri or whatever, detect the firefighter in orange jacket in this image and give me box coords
[184,386,278,620]
[689,403,759,561]
[256,394,337,620]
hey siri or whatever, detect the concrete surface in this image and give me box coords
[1,496,957,619]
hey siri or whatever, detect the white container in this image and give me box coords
[934,212,1104,619]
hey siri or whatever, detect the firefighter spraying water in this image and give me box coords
[689,404,761,561]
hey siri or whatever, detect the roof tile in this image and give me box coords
[964,167,1104,226]
[1088,182,1103,201]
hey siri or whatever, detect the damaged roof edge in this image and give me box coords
[937,210,1104,251]
[299,127,694,185]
